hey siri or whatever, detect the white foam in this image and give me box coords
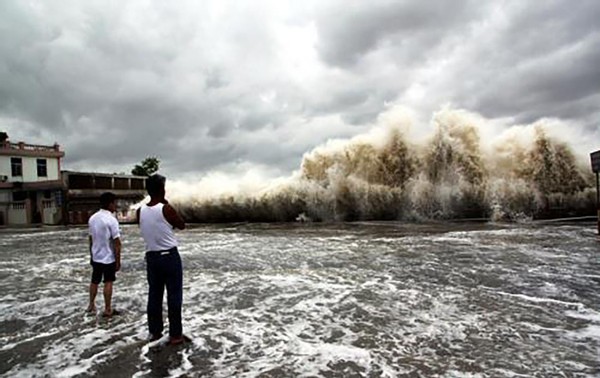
[498,292,585,310]
[167,349,194,377]
[2,223,600,376]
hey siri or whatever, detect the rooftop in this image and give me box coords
[0,141,64,158]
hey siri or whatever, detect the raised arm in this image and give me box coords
[163,203,186,230]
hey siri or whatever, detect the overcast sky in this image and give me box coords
[1,0,599,180]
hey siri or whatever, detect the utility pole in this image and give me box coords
[591,150,600,234]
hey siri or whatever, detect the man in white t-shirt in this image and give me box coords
[87,192,122,317]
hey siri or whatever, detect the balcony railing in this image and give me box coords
[11,202,26,210]
[1,141,61,152]
[42,199,55,209]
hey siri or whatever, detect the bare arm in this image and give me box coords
[113,237,121,271]
[163,203,186,230]
[88,235,93,265]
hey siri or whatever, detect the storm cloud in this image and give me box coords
[0,0,598,178]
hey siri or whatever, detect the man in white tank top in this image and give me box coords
[137,174,187,345]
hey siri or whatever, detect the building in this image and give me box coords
[0,139,65,225]
[0,134,148,226]
[62,171,146,224]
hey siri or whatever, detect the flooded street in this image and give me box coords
[1,222,599,377]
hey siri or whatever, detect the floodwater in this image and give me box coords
[0,222,599,377]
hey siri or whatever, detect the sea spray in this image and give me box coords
[172,107,595,222]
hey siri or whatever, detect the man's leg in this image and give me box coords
[98,262,117,317]
[88,263,102,312]
[165,250,183,343]
[103,281,113,315]
[88,283,98,312]
[147,255,165,338]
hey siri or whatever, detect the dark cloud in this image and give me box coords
[455,2,600,123]
[314,0,487,67]
[0,0,598,181]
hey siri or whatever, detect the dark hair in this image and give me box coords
[146,174,166,197]
[100,192,116,209]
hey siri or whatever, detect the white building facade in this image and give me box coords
[0,140,65,225]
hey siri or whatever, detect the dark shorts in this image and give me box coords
[91,261,117,284]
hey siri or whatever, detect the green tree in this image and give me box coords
[132,156,160,176]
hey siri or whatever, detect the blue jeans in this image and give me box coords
[145,247,183,338]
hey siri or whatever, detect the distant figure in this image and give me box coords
[137,174,187,345]
[87,192,121,317]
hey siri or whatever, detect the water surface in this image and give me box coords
[1,222,599,377]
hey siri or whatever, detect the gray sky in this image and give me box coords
[1,0,599,180]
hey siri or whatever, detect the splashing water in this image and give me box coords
[171,107,596,223]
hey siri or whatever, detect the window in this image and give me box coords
[11,157,22,177]
[37,159,47,177]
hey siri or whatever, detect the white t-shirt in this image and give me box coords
[139,203,178,251]
[88,209,121,264]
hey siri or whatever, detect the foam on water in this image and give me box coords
[1,223,599,376]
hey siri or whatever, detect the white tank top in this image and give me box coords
[139,203,178,251]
